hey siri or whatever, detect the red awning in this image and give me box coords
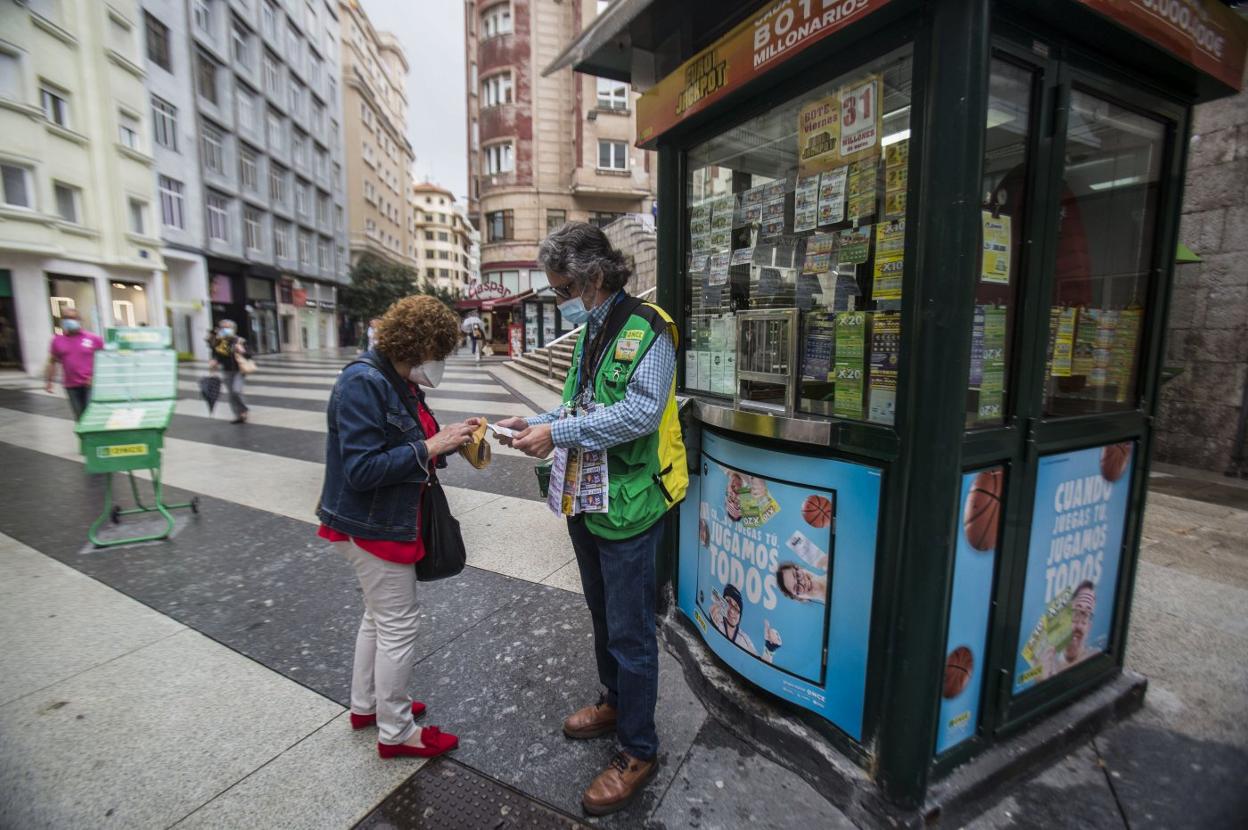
[455,299,485,310]
[483,289,535,311]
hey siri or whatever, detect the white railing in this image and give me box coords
[538,286,657,376]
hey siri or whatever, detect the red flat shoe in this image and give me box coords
[377,726,459,759]
[349,701,426,730]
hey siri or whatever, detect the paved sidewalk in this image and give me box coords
[0,349,1245,828]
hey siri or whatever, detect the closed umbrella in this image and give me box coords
[199,374,222,416]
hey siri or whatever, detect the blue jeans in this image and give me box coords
[567,515,662,761]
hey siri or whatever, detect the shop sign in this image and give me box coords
[679,431,882,738]
[1076,0,1247,91]
[636,0,897,147]
[935,468,1002,755]
[317,300,335,310]
[1013,442,1135,695]
[467,280,511,300]
[304,298,318,308]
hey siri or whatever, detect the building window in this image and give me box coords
[269,164,287,206]
[1,164,33,209]
[295,179,310,218]
[486,209,513,242]
[298,230,312,267]
[317,192,330,225]
[318,236,330,269]
[311,100,325,136]
[274,220,291,258]
[438,250,449,260]
[547,209,566,234]
[128,198,147,235]
[481,3,512,38]
[118,111,141,150]
[193,0,212,33]
[598,140,628,170]
[484,142,513,175]
[262,1,278,40]
[232,20,251,68]
[244,207,263,250]
[158,175,185,229]
[314,147,328,181]
[308,54,322,91]
[589,211,623,228]
[108,15,133,57]
[437,231,449,242]
[480,72,512,108]
[292,130,308,169]
[53,182,80,223]
[288,79,303,119]
[239,147,259,192]
[151,96,178,151]
[145,13,171,71]
[424,230,434,241]
[40,85,70,128]
[206,191,229,241]
[201,123,225,174]
[237,86,256,131]
[267,110,284,154]
[596,77,628,110]
[196,51,218,104]
[263,50,282,96]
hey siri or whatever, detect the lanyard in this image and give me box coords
[574,291,624,402]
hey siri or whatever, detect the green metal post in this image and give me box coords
[874,0,991,808]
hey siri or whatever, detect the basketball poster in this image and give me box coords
[936,468,1002,755]
[677,431,883,740]
[1013,443,1135,694]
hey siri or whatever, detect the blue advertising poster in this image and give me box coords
[677,431,882,739]
[935,467,1002,755]
[1013,442,1136,695]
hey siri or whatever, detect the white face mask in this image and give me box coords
[408,360,445,388]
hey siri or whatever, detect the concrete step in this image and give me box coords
[515,353,554,376]
[502,359,566,395]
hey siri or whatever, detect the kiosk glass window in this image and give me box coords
[966,58,1035,428]
[1043,91,1164,416]
[683,47,912,424]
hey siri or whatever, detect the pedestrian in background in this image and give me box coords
[470,322,484,364]
[44,308,103,420]
[498,222,687,816]
[207,319,250,425]
[316,295,479,760]
[366,317,381,352]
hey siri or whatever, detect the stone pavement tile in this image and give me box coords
[0,628,342,830]
[0,533,185,706]
[1134,559,1248,640]
[172,711,423,830]
[454,494,578,583]
[410,582,708,827]
[0,444,536,708]
[544,559,585,594]
[1095,723,1248,830]
[963,745,1124,830]
[646,718,853,830]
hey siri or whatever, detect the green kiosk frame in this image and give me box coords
[553,0,1245,821]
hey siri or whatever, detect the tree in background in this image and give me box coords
[339,254,459,345]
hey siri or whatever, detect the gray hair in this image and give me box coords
[537,222,632,292]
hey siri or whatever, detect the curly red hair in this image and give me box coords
[374,295,460,365]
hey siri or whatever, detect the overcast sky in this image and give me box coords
[359,0,468,202]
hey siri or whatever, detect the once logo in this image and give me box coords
[98,444,148,458]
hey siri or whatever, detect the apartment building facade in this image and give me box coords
[409,182,475,296]
[463,0,655,301]
[134,0,350,356]
[339,0,414,270]
[0,0,166,375]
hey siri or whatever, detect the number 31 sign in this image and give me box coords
[839,75,881,163]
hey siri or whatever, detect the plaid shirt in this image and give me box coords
[526,291,676,452]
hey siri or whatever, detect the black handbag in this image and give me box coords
[349,354,467,581]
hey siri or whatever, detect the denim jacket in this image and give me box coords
[316,350,445,540]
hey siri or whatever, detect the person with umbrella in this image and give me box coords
[462,315,484,364]
[207,319,251,424]
[199,373,222,416]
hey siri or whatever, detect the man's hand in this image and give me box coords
[492,416,530,447]
[513,423,554,458]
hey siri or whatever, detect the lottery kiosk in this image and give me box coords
[553,0,1245,821]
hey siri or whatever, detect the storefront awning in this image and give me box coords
[482,290,535,311]
[455,298,484,311]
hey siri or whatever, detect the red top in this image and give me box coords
[318,384,440,565]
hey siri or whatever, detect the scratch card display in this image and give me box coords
[872,219,905,301]
[817,167,848,226]
[838,226,871,266]
[795,174,820,233]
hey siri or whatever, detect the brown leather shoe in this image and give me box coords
[582,751,657,816]
[562,693,617,739]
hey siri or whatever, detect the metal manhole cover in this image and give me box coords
[355,759,587,830]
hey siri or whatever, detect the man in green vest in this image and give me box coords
[498,222,687,816]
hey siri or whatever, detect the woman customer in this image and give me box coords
[207,319,251,424]
[315,295,479,759]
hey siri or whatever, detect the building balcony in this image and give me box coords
[569,166,653,200]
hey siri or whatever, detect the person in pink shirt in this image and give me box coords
[44,308,104,420]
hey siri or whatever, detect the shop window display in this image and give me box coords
[684,48,912,424]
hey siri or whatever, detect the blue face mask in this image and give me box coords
[558,296,590,325]
[62,319,81,333]
[220,328,235,338]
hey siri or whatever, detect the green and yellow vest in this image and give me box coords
[561,298,688,540]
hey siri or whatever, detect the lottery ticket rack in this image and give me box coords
[553,0,1246,822]
[75,327,198,547]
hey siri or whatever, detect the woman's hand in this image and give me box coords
[492,416,530,447]
[424,418,480,457]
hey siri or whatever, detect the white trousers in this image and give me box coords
[337,541,420,745]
